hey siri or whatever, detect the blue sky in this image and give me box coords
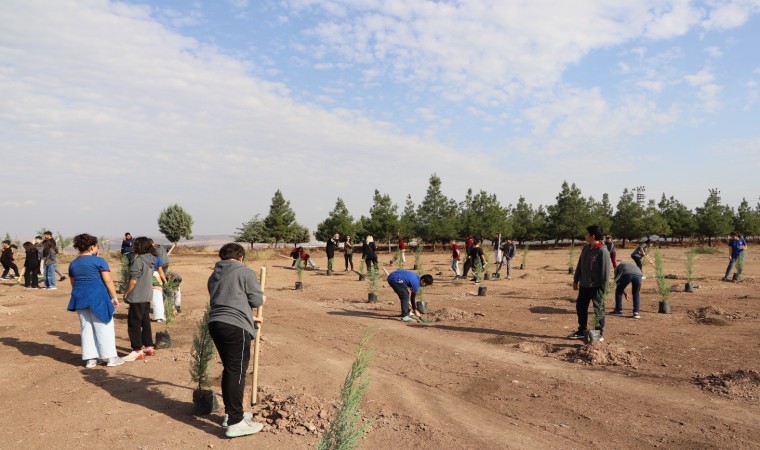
[1,0,759,238]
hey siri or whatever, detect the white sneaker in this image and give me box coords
[106,357,125,367]
[225,417,264,438]
[47,287,57,290]
[122,350,145,362]
[222,412,253,427]
[84,359,98,369]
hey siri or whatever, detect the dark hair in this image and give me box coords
[132,237,153,255]
[586,225,604,241]
[2,240,9,245]
[10,244,17,249]
[35,235,42,240]
[645,238,652,244]
[148,240,158,256]
[23,242,32,251]
[730,231,739,237]
[73,234,98,252]
[420,274,434,285]
[219,243,245,261]
[43,231,52,237]
[125,232,131,236]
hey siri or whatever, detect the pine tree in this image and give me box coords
[589,194,614,234]
[611,188,644,248]
[234,214,270,249]
[264,190,297,248]
[734,198,760,238]
[316,198,355,242]
[547,181,590,243]
[398,195,418,240]
[417,174,458,250]
[658,194,697,243]
[366,190,398,247]
[459,189,510,239]
[511,196,534,244]
[641,199,671,239]
[695,190,732,246]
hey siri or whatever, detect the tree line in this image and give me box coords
[233,175,760,249]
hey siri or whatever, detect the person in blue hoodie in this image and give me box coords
[386,269,433,322]
[208,243,265,438]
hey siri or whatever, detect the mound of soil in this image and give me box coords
[516,341,558,357]
[687,306,746,325]
[253,389,335,435]
[693,369,760,400]
[427,307,482,322]
[519,273,535,279]
[563,343,639,367]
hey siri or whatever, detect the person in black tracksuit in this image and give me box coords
[363,236,378,271]
[1,241,19,279]
[326,233,339,272]
[22,242,40,288]
[463,240,486,280]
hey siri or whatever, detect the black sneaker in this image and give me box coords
[59,276,67,281]
[567,330,585,340]
[609,310,624,317]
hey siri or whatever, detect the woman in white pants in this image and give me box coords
[66,234,123,368]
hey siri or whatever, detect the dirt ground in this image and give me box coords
[1,245,759,449]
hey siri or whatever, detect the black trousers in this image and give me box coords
[576,286,605,333]
[344,253,353,270]
[2,262,19,277]
[24,268,39,288]
[127,302,153,350]
[632,256,643,271]
[208,321,252,427]
[389,280,412,317]
[365,256,378,270]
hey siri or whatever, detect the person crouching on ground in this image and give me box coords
[122,237,157,361]
[386,269,433,322]
[66,234,124,368]
[569,225,611,341]
[611,260,642,319]
[207,243,265,438]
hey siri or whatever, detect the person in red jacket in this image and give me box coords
[450,239,462,279]
[397,237,407,263]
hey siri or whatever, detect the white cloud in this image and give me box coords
[705,46,723,58]
[685,67,722,112]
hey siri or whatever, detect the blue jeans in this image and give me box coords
[615,274,641,313]
[724,257,738,279]
[45,263,57,288]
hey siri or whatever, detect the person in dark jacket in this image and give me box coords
[611,261,642,319]
[630,239,651,271]
[462,240,486,281]
[207,243,265,438]
[326,233,339,272]
[569,225,611,340]
[1,241,19,279]
[121,232,134,262]
[122,237,157,361]
[363,235,378,271]
[496,238,516,279]
[343,235,354,271]
[22,242,39,288]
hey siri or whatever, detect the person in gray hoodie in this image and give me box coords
[569,225,611,340]
[207,243,265,438]
[122,237,157,361]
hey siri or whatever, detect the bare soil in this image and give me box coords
[1,246,759,449]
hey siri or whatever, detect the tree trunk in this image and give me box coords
[167,242,177,255]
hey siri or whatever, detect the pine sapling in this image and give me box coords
[522,244,529,268]
[685,250,695,284]
[654,249,670,301]
[317,331,373,450]
[414,245,423,272]
[119,254,130,293]
[568,242,576,269]
[735,252,746,276]
[190,303,216,393]
[394,249,404,270]
[366,267,379,295]
[296,257,304,283]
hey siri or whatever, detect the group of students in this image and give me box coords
[1,231,66,289]
[449,235,517,281]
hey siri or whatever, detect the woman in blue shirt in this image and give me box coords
[67,234,123,368]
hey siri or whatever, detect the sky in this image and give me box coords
[1,0,759,239]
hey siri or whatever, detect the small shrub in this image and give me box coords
[163,277,180,326]
[685,250,696,283]
[172,244,210,255]
[522,245,529,267]
[654,249,670,300]
[736,252,746,275]
[394,249,404,270]
[473,257,483,283]
[119,254,130,293]
[317,331,373,450]
[295,257,304,283]
[189,303,216,392]
[414,246,423,273]
[568,242,576,269]
[366,267,379,295]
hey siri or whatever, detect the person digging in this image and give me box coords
[386,269,433,322]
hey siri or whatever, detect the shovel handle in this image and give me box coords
[251,267,266,406]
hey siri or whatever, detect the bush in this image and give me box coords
[685,250,696,283]
[654,249,670,300]
[366,267,379,295]
[318,331,373,450]
[189,303,216,392]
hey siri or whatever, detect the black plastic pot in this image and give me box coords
[192,389,219,415]
[358,274,366,281]
[568,267,574,275]
[326,269,333,276]
[519,263,525,270]
[368,293,378,303]
[295,281,303,290]
[155,331,172,349]
[484,273,491,280]
[415,301,428,314]
[413,264,419,270]
[658,300,671,314]
[684,282,694,293]
[478,286,487,296]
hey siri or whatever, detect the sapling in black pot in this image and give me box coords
[357,259,366,281]
[413,245,423,271]
[520,245,529,270]
[366,267,379,303]
[295,256,304,290]
[190,303,218,415]
[155,277,180,348]
[684,250,695,292]
[655,250,671,314]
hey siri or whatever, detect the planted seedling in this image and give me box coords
[190,303,218,415]
[654,249,671,313]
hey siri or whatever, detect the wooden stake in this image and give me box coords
[251,266,266,406]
